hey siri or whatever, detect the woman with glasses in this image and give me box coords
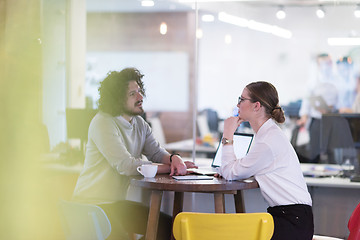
[219,81,313,240]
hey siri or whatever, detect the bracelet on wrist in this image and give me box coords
[170,153,180,163]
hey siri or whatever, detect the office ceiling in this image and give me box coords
[86,0,360,42]
[86,0,360,12]
[86,0,191,12]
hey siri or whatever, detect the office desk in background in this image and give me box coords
[164,139,217,154]
[131,174,259,240]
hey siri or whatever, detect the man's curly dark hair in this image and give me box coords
[98,68,145,116]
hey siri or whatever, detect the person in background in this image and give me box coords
[220,81,313,240]
[335,56,357,110]
[297,53,338,162]
[340,73,360,113]
[72,68,196,240]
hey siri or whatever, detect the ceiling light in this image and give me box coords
[141,0,154,7]
[354,4,360,18]
[248,20,272,33]
[272,26,292,39]
[218,12,292,39]
[160,22,167,35]
[276,7,286,20]
[202,14,215,22]
[218,12,248,28]
[316,6,325,19]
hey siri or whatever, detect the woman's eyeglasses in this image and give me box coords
[238,96,252,104]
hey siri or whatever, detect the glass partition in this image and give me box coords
[42,0,360,163]
[15,0,360,238]
[84,1,200,159]
[194,1,360,164]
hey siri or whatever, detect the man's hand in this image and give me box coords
[170,155,187,176]
[184,161,197,169]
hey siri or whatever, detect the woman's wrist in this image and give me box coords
[222,131,234,140]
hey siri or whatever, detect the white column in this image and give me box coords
[67,0,86,108]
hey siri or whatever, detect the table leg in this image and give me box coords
[145,190,163,240]
[214,193,225,213]
[234,190,245,213]
[173,191,184,218]
[171,192,184,240]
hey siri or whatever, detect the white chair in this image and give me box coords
[147,117,166,145]
[58,199,111,240]
[197,113,211,139]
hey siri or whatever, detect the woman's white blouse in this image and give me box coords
[220,118,312,207]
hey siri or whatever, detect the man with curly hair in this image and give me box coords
[73,68,196,240]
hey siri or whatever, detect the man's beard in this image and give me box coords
[123,102,144,116]
[123,107,144,116]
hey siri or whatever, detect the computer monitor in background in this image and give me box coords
[66,108,98,151]
[321,113,360,181]
[321,114,355,153]
[321,113,360,150]
[342,114,360,149]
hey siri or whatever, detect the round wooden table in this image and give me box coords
[131,174,259,240]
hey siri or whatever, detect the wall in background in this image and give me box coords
[86,11,197,142]
[86,51,189,111]
[196,4,360,118]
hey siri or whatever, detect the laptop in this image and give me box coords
[309,95,332,113]
[302,165,342,178]
[190,133,254,175]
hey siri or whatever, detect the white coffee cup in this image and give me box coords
[137,164,158,178]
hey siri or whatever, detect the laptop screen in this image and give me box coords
[211,133,254,168]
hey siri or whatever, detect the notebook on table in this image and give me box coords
[189,132,254,175]
[172,175,213,180]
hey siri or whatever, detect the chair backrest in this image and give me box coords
[58,199,111,240]
[203,108,219,133]
[173,212,274,240]
[147,117,166,145]
[348,202,360,240]
[197,114,211,139]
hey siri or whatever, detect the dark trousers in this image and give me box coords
[99,200,172,240]
[267,204,314,240]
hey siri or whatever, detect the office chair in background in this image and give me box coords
[172,212,274,240]
[313,202,360,240]
[147,116,166,145]
[58,199,111,240]
[197,108,220,139]
[348,202,360,240]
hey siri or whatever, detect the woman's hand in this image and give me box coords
[223,116,243,138]
[214,173,222,178]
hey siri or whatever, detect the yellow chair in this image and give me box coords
[173,212,274,240]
